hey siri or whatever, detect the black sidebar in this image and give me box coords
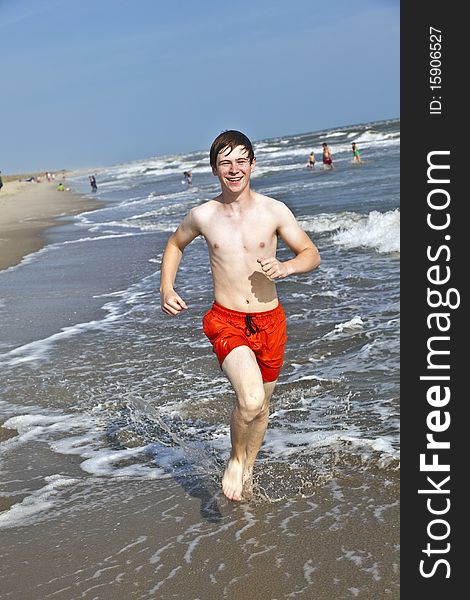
[401,3,465,597]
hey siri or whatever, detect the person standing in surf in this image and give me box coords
[351,142,361,163]
[160,130,320,501]
[89,174,98,192]
[183,171,193,187]
[322,142,334,170]
[307,151,316,169]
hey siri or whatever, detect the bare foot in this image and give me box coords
[222,458,244,501]
[242,466,254,501]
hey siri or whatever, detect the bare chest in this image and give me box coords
[202,215,277,257]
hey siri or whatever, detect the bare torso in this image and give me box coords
[195,192,280,312]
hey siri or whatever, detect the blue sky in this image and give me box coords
[0,0,399,173]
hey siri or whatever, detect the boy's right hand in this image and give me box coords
[160,290,188,316]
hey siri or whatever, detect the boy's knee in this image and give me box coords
[237,388,266,423]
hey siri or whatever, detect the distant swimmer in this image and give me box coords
[160,130,321,502]
[307,151,316,169]
[322,143,334,171]
[183,171,193,187]
[89,175,98,192]
[351,142,361,164]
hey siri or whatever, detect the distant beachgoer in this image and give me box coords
[307,152,316,169]
[183,171,193,187]
[0,171,3,191]
[351,142,361,163]
[57,182,65,191]
[160,130,321,502]
[322,143,334,171]
[89,175,98,192]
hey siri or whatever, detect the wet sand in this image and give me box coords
[0,179,103,271]
[0,426,18,443]
[0,472,399,599]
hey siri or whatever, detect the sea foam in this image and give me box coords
[331,209,400,254]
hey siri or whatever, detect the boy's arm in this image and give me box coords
[160,209,201,315]
[258,203,320,280]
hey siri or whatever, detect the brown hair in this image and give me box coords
[210,130,255,168]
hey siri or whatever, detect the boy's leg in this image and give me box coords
[221,345,273,501]
[241,379,276,498]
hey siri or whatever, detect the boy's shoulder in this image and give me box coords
[188,198,220,225]
[252,191,286,209]
[253,192,292,217]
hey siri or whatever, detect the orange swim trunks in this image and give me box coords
[202,302,288,383]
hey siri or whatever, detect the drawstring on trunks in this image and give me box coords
[244,315,260,337]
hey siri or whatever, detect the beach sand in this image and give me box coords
[0,179,103,271]
[0,470,399,599]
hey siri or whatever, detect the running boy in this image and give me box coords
[160,131,320,501]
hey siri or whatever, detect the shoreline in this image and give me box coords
[0,179,104,272]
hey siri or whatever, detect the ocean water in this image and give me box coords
[0,119,400,599]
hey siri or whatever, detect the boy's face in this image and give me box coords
[212,145,256,194]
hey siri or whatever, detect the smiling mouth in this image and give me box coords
[226,176,243,182]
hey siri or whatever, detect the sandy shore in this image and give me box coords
[0,179,103,271]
